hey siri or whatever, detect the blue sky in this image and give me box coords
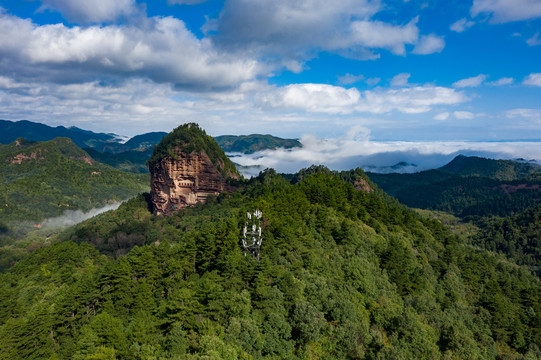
[0,0,540,155]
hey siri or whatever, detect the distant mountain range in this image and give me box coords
[0,120,301,172]
[368,155,541,219]
[0,119,123,152]
[214,134,301,154]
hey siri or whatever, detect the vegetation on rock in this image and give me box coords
[149,123,239,179]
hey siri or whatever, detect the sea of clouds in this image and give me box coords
[230,130,541,177]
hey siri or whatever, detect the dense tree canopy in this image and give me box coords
[1,168,539,359]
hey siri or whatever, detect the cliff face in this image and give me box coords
[150,149,237,216]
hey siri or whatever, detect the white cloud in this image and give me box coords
[488,77,514,86]
[232,132,541,175]
[39,0,138,23]
[434,112,450,120]
[358,86,468,114]
[471,0,541,23]
[523,73,541,86]
[209,0,442,64]
[337,73,365,85]
[453,74,487,88]
[506,108,541,120]
[527,33,541,46]
[0,12,260,90]
[453,111,475,119]
[365,77,381,86]
[347,18,419,55]
[391,73,411,86]
[450,18,475,32]
[261,84,361,114]
[259,83,468,115]
[412,34,445,54]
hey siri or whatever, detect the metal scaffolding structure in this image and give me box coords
[242,210,263,261]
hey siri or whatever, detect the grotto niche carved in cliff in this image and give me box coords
[149,149,233,216]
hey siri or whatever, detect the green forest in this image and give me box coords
[0,138,148,224]
[1,168,539,359]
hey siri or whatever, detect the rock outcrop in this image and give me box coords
[149,123,239,216]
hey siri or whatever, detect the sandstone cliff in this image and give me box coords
[149,123,239,216]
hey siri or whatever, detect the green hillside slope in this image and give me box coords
[0,119,123,152]
[0,169,538,359]
[472,204,541,275]
[439,155,541,181]
[214,134,301,154]
[0,137,148,225]
[368,156,541,219]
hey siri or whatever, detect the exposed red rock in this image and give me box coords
[149,148,238,216]
[9,150,45,164]
[70,156,94,165]
[354,177,373,193]
[495,183,540,194]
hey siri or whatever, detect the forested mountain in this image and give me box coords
[471,204,541,276]
[123,132,168,151]
[1,168,539,359]
[439,155,541,181]
[0,119,123,152]
[368,155,541,219]
[0,137,148,226]
[214,134,301,154]
[149,123,238,178]
[84,148,153,174]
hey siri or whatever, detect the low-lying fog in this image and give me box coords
[231,131,540,177]
[41,202,123,229]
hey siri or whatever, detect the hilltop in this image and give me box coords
[148,123,239,216]
[439,155,541,181]
[0,137,148,226]
[214,134,301,154]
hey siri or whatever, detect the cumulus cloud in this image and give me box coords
[453,74,487,88]
[337,73,365,85]
[0,76,201,135]
[0,12,260,91]
[412,34,445,54]
[39,0,139,23]
[434,112,450,120]
[260,84,361,114]
[357,86,468,114]
[259,83,468,115]
[390,73,411,86]
[231,131,541,175]
[471,0,541,23]
[523,73,541,86]
[450,18,475,32]
[208,0,442,64]
[346,18,419,55]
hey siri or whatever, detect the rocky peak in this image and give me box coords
[148,123,239,216]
